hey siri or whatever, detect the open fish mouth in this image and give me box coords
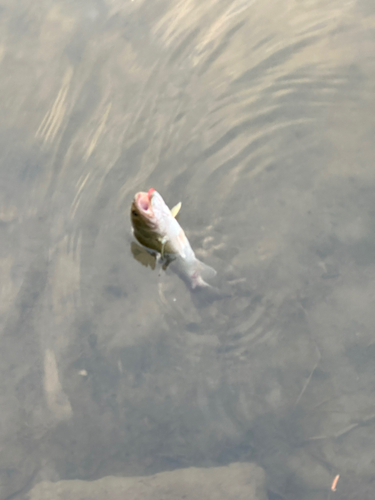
[135,190,154,216]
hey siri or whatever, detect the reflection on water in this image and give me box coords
[0,0,375,498]
[131,242,157,270]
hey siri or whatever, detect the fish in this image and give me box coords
[130,189,216,288]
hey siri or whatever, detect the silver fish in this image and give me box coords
[131,189,216,288]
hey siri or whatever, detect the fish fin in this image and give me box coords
[190,259,217,289]
[161,241,166,257]
[158,236,169,257]
[170,202,182,218]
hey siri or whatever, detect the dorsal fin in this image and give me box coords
[170,202,182,218]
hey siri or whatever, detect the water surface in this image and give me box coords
[0,0,375,499]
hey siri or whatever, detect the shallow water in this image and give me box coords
[1,0,375,498]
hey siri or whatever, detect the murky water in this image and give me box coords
[1,0,375,498]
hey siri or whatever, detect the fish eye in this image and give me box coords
[132,210,138,216]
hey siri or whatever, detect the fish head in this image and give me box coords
[131,189,157,228]
[131,189,169,225]
[131,189,171,252]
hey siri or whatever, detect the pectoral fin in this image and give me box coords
[158,236,169,257]
[170,202,182,218]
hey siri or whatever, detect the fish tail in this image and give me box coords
[190,258,216,289]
